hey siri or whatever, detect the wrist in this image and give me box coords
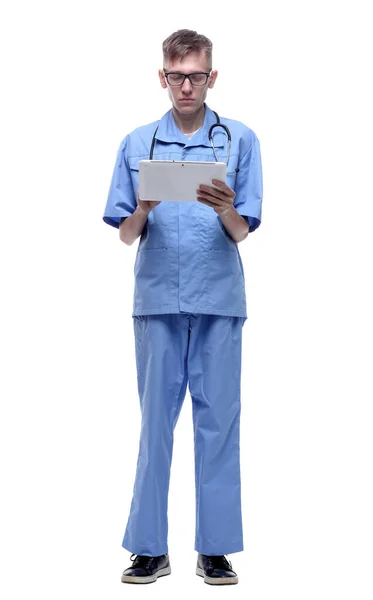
[137,204,151,216]
[219,205,234,217]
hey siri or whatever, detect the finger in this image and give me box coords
[198,197,229,213]
[197,187,224,202]
[211,179,235,197]
[197,197,214,207]
[199,184,234,202]
[198,184,224,195]
[197,193,221,206]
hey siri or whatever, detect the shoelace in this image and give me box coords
[205,554,232,573]
[130,553,155,571]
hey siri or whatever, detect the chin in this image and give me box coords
[176,102,199,113]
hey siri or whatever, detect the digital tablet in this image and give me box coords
[138,160,227,202]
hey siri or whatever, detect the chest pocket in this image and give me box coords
[225,153,239,190]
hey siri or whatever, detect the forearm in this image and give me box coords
[119,205,150,245]
[219,206,249,243]
[119,203,248,246]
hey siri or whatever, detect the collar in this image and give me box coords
[155,103,225,148]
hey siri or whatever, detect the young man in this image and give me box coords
[103,29,263,586]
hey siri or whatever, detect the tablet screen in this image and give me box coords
[139,160,227,202]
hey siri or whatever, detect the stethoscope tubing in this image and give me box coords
[149,110,238,174]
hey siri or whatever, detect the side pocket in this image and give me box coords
[133,316,145,387]
[209,216,237,252]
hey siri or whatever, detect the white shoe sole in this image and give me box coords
[196,566,238,585]
[121,564,171,584]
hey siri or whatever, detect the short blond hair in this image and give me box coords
[162,29,212,64]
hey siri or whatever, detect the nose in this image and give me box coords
[181,77,193,93]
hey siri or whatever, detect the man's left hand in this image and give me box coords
[197,179,235,216]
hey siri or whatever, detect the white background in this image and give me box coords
[1,0,372,598]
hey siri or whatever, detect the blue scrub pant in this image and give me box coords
[122,313,246,556]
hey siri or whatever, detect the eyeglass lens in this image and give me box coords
[166,73,209,86]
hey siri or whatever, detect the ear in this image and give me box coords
[158,68,167,89]
[208,69,218,89]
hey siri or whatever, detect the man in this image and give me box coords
[102,29,263,586]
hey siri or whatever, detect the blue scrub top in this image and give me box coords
[103,103,263,318]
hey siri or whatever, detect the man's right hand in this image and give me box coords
[137,190,161,214]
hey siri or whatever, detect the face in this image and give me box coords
[158,50,218,116]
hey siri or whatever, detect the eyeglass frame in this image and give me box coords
[163,69,212,86]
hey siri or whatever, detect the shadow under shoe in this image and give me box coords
[196,553,238,585]
[121,553,171,584]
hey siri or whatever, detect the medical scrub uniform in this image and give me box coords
[103,103,263,556]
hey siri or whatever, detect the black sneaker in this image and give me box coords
[121,553,171,584]
[196,553,238,585]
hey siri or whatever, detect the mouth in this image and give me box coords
[180,99,194,102]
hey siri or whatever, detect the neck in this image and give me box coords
[172,103,206,134]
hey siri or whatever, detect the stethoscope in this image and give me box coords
[149,110,239,174]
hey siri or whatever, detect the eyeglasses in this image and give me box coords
[163,70,211,86]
